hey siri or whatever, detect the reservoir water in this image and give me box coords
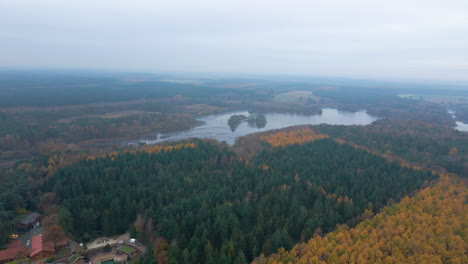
[134,108,378,145]
[448,109,468,132]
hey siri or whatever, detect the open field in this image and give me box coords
[183,104,227,115]
[57,110,148,123]
[0,98,165,113]
[398,93,468,104]
[159,79,202,84]
[274,90,320,103]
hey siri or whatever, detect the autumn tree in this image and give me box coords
[255,175,467,264]
[39,192,59,215]
[43,225,66,248]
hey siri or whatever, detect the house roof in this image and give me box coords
[0,241,30,261]
[55,237,68,247]
[30,234,54,257]
[18,212,41,226]
[30,234,68,257]
[0,248,25,261]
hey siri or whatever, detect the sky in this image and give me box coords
[1,0,468,81]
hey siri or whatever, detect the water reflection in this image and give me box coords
[247,114,267,129]
[228,114,267,131]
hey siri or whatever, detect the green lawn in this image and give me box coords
[118,246,137,254]
[100,260,115,264]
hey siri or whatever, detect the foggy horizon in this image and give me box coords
[2,0,468,82]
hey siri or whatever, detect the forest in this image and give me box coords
[41,139,434,263]
[315,119,468,176]
[0,71,266,160]
[0,71,467,264]
[3,0,468,261]
[0,71,252,108]
[255,174,467,264]
[1,70,466,162]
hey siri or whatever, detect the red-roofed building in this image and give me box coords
[30,234,54,261]
[0,241,30,264]
[30,234,67,261]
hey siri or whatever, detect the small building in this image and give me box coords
[30,234,54,261]
[29,234,67,261]
[16,212,41,232]
[0,241,30,264]
[117,246,137,258]
[54,238,68,251]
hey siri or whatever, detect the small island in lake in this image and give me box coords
[228,113,267,131]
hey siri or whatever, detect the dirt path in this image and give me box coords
[86,233,130,251]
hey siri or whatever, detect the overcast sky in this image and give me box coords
[1,0,468,81]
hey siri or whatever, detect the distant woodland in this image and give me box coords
[316,119,468,176]
[1,71,466,161]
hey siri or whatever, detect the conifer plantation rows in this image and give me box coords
[45,139,434,263]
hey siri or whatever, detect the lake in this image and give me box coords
[133,108,378,145]
[448,109,468,132]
